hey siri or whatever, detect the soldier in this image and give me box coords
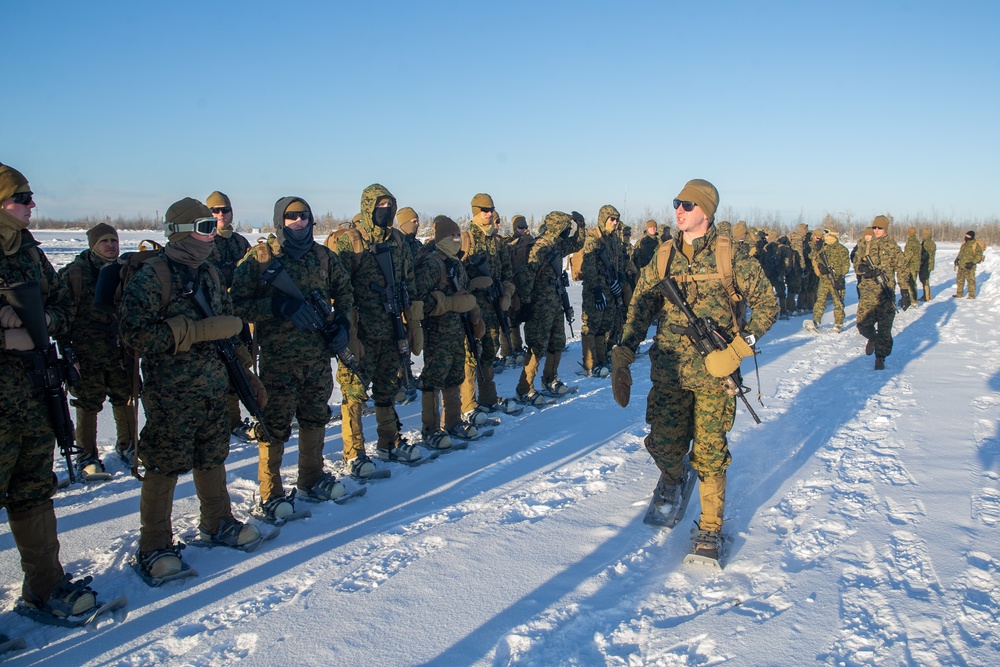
[954,230,985,299]
[335,184,424,466]
[57,223,135,479]
[396,206,423,262]
[611,179,777,564]
[1,164,101,618]
[513,210,585,404]
[805,228,850,334]
[461,194,519,422]
[919,229,936,301]
[781,234,803,316]
[119,198,261,582]
[580,205,625,377]
[414,216,486,447]
[230,196,355,518]
[902,227,921,307]
[853,215,907,370]
[633,219,659,270]
[504,214,534,364]
[205,191,254,440]
[764,231,791,319]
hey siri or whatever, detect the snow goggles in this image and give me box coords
[165,216,217,236]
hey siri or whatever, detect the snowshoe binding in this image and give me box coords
[76,454,112,482]
[539,378,578,398]
[0,635,27,655]
[376,441,437,467]
[643,464,696,529]
[132,544,198,587]
[683,525,727,570]
[296,472,347,503]
[230,417,258,443]
[802,320,819,334]
[252,490,312,525]
[514,389,556,409]
[191,518,273,553]
[348,454,391,481]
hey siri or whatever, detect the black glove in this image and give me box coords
[833,275,846,291]
[570,211,585,225]
[965,262,974,270]
[323,316,350,354]
[818,263,830,276]
[609,278,622,297]
[520,301,534,321]
[855,264,872,279]
[900,291,911,311]
[272,294,315,331]
[593,287,607,311]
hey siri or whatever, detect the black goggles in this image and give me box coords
[11,191,33,206]
[165,216,217,236]
[210,206,232,214]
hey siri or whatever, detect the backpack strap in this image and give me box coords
[64,262,84,304]
[656,234,743,335]
[141,255,174,312]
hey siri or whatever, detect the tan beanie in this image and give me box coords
[352,212,362,225]
[433,215,461,242]
[645,219,657,232]
[824,228,839,244]
[396,206,419,235]
[733,220,747,241]
[471,193,494,214]
[922,229,931,239]
[284,200,310,213]
[871,215,890,230]
[0,164,30,203]
[511,214,527,229]
[674,179,719,221]
[87,222,118,249]
[206,191,232,209]
[164,198,212,241]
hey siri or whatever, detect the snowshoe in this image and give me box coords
[132,545,198,587]
[394,383,419,405]
[76,454,112,482]
[492,356,508,374]
[539,378,578,398]
[252,490,312,525]
[193,518,269,553]
[464,407,494,427]
[831,324,843,334]
[230,418,257,443]
[376,442,438,467]
[15,593,127,630]
[514,389,556,409]
[802,320,819,334]
[115,440,135,468]
[422,429,454,450]
[296,472,347,503]
[643,464,696,529]
[491,397,525,416]
[347,455,391,481]
[0,635,27,655]
[18,573,98,621]
[683,525,726,570]
[449,424,493,442]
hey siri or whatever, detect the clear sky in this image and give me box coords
[6,0,998,228]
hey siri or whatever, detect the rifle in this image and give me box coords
[370,243,418,397]
[447,261,485,382]
[1,281,83,483]
[814,249,845,310]
[595,244,626,344]
[657,275,761,424]
[859,255,899,312]
[259,259,364,381]
[182,276,272,443]
[467,253,514,358]
[548,248,575,336]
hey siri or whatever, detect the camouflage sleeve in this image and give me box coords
[40,251,74,338]
[619,260,664,351]
[325,249,354,321]
[229,253,274,323]
[413,256,443,312]
[119,264,176,355]
[892,243,908,284]
[498,236,513,283]
[516,243,542,302]
[564,226,585,255]
[580,232,601,288]
[735,253,779,341]
[832,245,851,277]
[401,236,417,303]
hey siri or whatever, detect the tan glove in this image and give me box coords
[0,305,22,329]
[235,344,254,368]
[611,345,634,407]
[405,301,424,356]
[469,276,493,291]
[247,370,268,409]
[500,281,516,311]
[470,306,486,339]
[3,327,34,351]
[703,337,753,378]
[165,315,243,354]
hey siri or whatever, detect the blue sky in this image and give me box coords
[6,1,998,228]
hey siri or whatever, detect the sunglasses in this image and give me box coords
[10,191,33,206]
[673,199,696,212]
[210,206,232,214]
[608,217,620,222]
[478,207,494,214]
[284,211,311,221]
[516,226,528,231]
[166,216,217,236]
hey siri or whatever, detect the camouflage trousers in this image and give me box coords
[138,390,231,476]
[524,307,567,357]
[644,383,734,480]
[956,267,977,297]
[0,406,57,513]
[259,359,334,443]
[464,323,501,408]
[812,282,846,327]
[581,301,622,338]
[856,293,896,358]
[903,270,919,303]
[68,352,131,413]
[420,336,465,391]
[338,337,402,407]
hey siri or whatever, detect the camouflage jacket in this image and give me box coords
[621,225,778,392]
[920,239,936,272]
[462,220,513,326]
[56,249,119,358]
[0,231,74,422]
[413,250,469,345]
[581,207,624,307]
[811,241,850,283]
[335,184,415,342]
[515,212,584,312]
[903,235,921,273]
[956,239,984,268]
[852,235,906,296]
[209,230,251,288]
[118,256,232,403]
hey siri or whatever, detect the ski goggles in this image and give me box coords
[165,216,217,236]
[672,199,696,212]
[10,191,33,206]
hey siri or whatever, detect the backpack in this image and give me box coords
[569,250,584,281]
[340,227,409,276]
[248,235,330,282]
[655,232,744,334]
[508,234,535,275]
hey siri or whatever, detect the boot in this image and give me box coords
[375,405,402,451]
[192,464,234,535]
[441,385,463,431]
[581,334,597,372]
[461,363,478,414]
[296,427,326,491]
[340,400,366,462]
[7,500,64,603]
[74,409,104,476]
[698,475,726,532]
[541,351,562,386]
[257,437,285,503]
[477,360,499,406]
[421,389,440,436]
[112,404,138,458]
[874,356,885,370]
[594,336,608,369]
[139,471,178,553]
[517,350,540,396]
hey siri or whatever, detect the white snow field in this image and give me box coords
[1,232,997,666]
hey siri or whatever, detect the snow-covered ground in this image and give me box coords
[2,232,997,666]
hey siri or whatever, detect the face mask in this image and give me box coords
[436,236,462,259]
[373,208,393,228]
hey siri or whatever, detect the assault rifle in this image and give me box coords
[259,259,363,381]
[371,243,418,399]
[447,261,485,382]
[657,275,761,424]
[467,253,514,358]
[548,248,575,336]
[1,281,82,482]
[814,249,845,310]
[859,255,899,312]
[183,277,272,443]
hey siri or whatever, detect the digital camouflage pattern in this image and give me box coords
[620,224,777,480]
[210,230,252,289]
[1,231,73,512]
[57,249,130,413]
[955,237,985,298]
[919,233,936,295]
[902,231,921,304]
[118,256,235,475]
[414,251,469,391]
[462,216,514,382]
[852,234,906,358]
[811,240,850,327]
[581,205,625,343]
